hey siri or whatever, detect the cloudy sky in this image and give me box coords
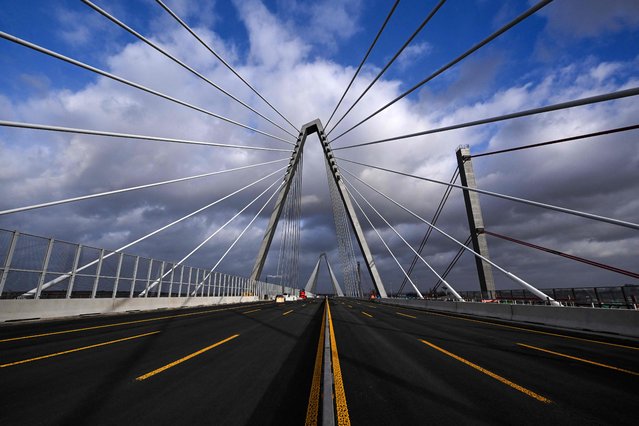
[1,0,638,295]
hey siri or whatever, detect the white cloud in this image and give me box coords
[396,41,432,70]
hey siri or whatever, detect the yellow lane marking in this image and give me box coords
[420,338,552,404]
[347,305,353,308]
[0,331,160,368]
[0,303,267,343]
[305,302,327,426]
[422,310,638,351]
[136,334,239,381]
[283,310,294,316]
[518,343,639,376]
[361,311,373,318]
[396,312,417,319]
[327,301,351,425]
[242,309,261,314]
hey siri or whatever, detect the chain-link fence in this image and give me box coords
[0,229,294,300]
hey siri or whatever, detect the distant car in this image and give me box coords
[275,294,285,303]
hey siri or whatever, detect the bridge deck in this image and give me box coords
[0,299,636,425]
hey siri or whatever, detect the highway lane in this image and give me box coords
[329,299,638,425]
[0,299,323,425]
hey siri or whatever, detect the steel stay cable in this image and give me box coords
[343,175,464,300]
[191,179,285,295]
[333,86,639,149]
[471,123,639,158]
[330,0,553,143]
[0,120,292,152]
[82,0,297,139]
[324,0,400,129]
[326,160,358,295]
[327,0,446,136]
[432,235,472,293]
[155,0,298,132]
[0,158,288,216]
[483,230,639,280]
[20,165,287,297]
[336,157,639,231]
[398,167,459,294]
[342,178,425,299]
[0,31,294,145]
[139,176,283,296]
[338,166,560,304]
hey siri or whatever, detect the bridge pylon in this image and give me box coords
[456,145,496,299]
[250,119,388,298]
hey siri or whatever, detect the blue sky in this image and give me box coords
[1,0,638,294]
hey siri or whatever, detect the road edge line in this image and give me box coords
[305,300,327,425]
[327,300,351,425]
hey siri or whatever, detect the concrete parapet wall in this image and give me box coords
[378,299,639,338]
[0,296,259,322]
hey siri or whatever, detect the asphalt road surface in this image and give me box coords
[331,299,638,425]
[1,298,637,425]
[0,300,322,425]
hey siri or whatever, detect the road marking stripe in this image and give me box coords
[305,302,327,426]
[136,334,239,381]
[396,312,417,319]
[283,310,294,316]
[242,309,261,314]
[422,310,638,351]
[518,343,639,376]
[347,305,353,308]
[361,311,373,318]
[0,331,160,368]
[419,338,552,404]
[0,303,266,343]
[327,301,351,425]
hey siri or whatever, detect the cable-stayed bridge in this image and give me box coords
[1,1,638,425]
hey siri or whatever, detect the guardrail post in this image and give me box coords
[593,287,602,307]
[66,244,82,299]
[112,252,124,299]
[130,256,139,298]
[193,268,200,297]
[90,248,104,299]
[0,231,19,298]
[178,265,185,297]
[35,238,55,300]
[207,273,212,297]
[187,267,193,297]
[144,259,154,298]
[157,261,165,298]
[168,264,175,297]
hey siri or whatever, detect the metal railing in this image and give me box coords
[0,229,293,300]
[449,286,639,309]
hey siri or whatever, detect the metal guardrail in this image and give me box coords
[0,229,294,300]
[454,287,639,309]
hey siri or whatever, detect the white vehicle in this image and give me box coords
[275,295,285,303]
